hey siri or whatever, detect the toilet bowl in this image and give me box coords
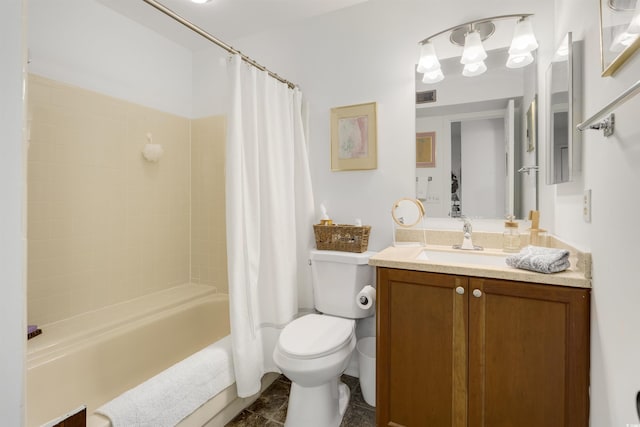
[273,314,356,427]
[273,250,376,427]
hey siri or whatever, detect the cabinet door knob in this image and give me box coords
[456,286,465,295]
[472,289,482,298]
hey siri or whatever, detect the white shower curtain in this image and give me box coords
[225,54,316,397]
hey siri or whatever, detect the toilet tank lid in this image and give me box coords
[310,250,377,265]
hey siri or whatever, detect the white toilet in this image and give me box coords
[273,249,376,427]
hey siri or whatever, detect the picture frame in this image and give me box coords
[526,96,537,153]
[599,0,640,76]
[416,131,436,168]
[330,102,377,171]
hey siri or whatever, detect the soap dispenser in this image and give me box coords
[503,215,521,253]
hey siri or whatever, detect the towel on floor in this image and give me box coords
[96,336,234,427]
[506,245,571,274]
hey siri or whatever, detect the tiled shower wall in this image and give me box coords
[27,74,226,325]
[191,117,227,291]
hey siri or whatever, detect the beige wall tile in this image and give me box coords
[191,116,227,292]
[27,75,194,324]
[27,75,229,325]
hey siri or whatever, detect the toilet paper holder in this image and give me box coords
[356,285,376,310]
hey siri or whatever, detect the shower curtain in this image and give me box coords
[225,54,316,397]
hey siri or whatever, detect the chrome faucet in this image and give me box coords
[453,217,483,251]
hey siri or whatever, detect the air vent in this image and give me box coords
[416,90,437,104]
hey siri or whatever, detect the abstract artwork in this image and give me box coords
[331,102,377,171]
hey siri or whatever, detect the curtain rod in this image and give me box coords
[141,0,296,89]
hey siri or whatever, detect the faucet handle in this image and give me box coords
[462,217,472,234]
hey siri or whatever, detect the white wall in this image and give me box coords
[232,0,554,250]
[28,0,194,118]
[0,1,26,424]
[192,48,229,118]
[555,0,640,425]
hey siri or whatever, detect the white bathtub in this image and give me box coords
[26,284,267,427]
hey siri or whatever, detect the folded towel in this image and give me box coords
[96,336,234,427]
[506,245,571,274]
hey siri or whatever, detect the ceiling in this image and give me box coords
[97,0,369,51]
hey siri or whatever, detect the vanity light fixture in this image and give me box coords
[417,14,538,83]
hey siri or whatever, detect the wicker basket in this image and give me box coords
[313,224,371,253]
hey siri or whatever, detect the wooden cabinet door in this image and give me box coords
[468,278,590,427]
[377,268,468,427]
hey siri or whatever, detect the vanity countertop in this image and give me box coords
[369,244,591,289]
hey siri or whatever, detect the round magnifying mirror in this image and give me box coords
[391,198,425,227]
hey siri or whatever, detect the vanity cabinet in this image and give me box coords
[376,267,590,427]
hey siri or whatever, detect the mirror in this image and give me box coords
[391,198,426,247]
[416,47,538,220]
[391,198,425,227]
[546,32,583,184]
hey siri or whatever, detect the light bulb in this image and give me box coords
[506,52,534,68]
[509,18,539,55]
[462,61,487,77]
[417,42,441,74]
[422,69,445,84]
[461,31,487,65]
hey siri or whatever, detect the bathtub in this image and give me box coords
[26,284,267,427]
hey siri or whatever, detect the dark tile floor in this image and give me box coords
[226,374,376,427]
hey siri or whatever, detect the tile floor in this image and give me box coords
[225,374,376,427]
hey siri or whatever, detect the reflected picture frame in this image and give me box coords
[599,0,640,76]
[330,102,377,171]
[416,131,436,168]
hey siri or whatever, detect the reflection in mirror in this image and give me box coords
[599,0,640,76]
[546,32,582,184]
[416,48,538,220]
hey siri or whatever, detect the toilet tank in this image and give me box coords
[310,249,376,319]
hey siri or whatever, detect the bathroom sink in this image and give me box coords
[416,249,509,267]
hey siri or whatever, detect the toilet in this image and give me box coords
[273,249,376,427]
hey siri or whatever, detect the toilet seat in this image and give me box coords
[278,314,355,360]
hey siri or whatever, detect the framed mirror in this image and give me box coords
[415,47,538,220]
[546,32,583,185]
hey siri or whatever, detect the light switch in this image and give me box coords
[583,189,591,222]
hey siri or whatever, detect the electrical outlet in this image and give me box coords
[425,195,440,204]
[583,189,592,222]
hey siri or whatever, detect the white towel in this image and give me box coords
[96,336,234,427]
[506,245,571,274]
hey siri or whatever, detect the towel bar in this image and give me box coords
[577,79,640,137]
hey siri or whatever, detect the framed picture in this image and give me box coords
[416,131,436,168]
[599,0,640,76]
[331,102,377,171]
